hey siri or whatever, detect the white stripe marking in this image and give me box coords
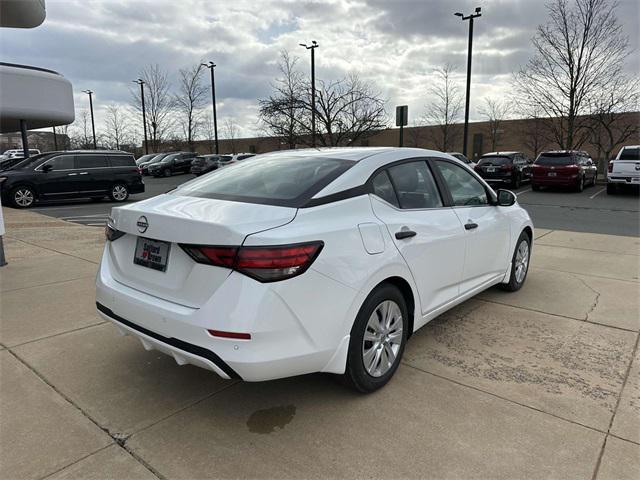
[589,188,606,199]
[516,188,532,197]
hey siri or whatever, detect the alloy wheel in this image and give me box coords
[112,185,128,201]
[362,300,403,377]
[514,240,529,284]
[14,188,34,207]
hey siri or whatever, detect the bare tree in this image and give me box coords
[587,75,639,163]
[311,74,387,147]
[68,109,93,149]
[513,0,630,150]
[130,64,174,152]
[520,114,548,159]
[223,118,239,154]
[258,50,306,149]
[479,98,510,151]
[175,63,207,150]
[103,104,131,150]
[202,114,216,153]
[423,64,463,151]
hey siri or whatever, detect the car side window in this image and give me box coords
[46,155,75,171]
[371,170,399,207]
[435,160,489,206]
[109,155,135,167]
[387,161,443,209]
[76,155,108,169]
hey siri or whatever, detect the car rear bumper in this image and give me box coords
[532,174,578,186]
[607,175,640,185]
[95,244,354,381]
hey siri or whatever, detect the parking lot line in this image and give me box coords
[589,188,606,199]
[516,188,532,196]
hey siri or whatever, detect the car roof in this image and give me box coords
[259,147,396,163]
[540,150,588,155]
[621,145,640,149]
[481,151,519,157]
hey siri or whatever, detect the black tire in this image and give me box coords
[512,173,521,189]
[606,183,616,195]
[500,231,531,292]
[109,183,129,202]
[9,185,36,208]
[531,183,540,191]
[342,284,408,393]
[591,172,597,186]
[163,168,171,177]
[576,175,585,192]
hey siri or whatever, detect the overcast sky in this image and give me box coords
[1,0,638,139]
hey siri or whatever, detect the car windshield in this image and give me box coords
[161,154,180,162]
[478,156,512,166]
[148,154,169,164]
[176,154,354,207]
[5,153,52,170]
[619,148,640,160]
[536,154,575,166]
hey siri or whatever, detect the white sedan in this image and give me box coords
[97,147,533,392]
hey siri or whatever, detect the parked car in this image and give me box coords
[447,152,475,168]
[1,148,40,160]
[607,145,640,194]
[135,153,157,166]
[190,154,232,176]
[531,150,597,192]
[0,150,144,208]
[139,153,174,175]
[97,147,533,392]
[148,152,197,177]
[474,151,532,188]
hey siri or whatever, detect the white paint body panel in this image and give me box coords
[97,147,533,382]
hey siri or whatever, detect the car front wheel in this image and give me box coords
[343,284,408,393]
[501,231,531,292]
[10,185,36,208]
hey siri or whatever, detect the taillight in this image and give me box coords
[608,162,613,173]
[180,241,324,282]
[105,223,125,241]
[502,164,513,171]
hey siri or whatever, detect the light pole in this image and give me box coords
[201,61,219,154]
[133,79,148,154]
[82,89,97,149]
[455,7,481,157]
[299,40,319,147]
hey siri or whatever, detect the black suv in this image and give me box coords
[190,154,232,176]
[148,151,196,177]
[0,150,144,208]
[474,151,532,188]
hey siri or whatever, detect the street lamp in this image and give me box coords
[455,6,482,157]
[201,61,219,154]
[82,89,97,149]
[299,40,319,147]
[133,79,148,154]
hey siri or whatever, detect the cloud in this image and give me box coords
[1,0,637,139]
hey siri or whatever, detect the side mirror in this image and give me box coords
[497,189,517,207]
[42,164,53,173]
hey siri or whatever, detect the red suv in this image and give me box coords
[531,151,597,192]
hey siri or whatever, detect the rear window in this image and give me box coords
[176,155,353,207]
[478,156,512,166]
[619,148,640,160]
[535,154,575,166]
[110,155,136,167]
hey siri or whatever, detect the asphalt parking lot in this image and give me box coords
[1,207,638,479]
[28,174,640,236]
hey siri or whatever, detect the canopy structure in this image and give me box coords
[0,0,46,28]
[0,63,75,133]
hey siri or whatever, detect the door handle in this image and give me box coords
[79,172,89,175]
[67,173,78,176]
[465,222,479,230]
[395,229,417,240]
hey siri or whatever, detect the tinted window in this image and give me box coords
[76,155,108,168]
[535,154,575,166]
[110,155,136,167]
[237,155,254,160]
[372,171,399,207]
[177,155,353,206]
[620,147,640,160]
[478,156,512,166]
[161,154,179,162]
[387,161,442,209]
[46,155,75,171]
[436,160,489,206]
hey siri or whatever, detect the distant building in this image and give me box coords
[0,130,70,153]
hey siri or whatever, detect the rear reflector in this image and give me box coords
[208,329,251,340]
[180,241,324,282]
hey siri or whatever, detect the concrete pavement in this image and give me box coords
[0,209,638,479]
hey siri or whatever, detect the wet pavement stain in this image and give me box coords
[247,405,296,434]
